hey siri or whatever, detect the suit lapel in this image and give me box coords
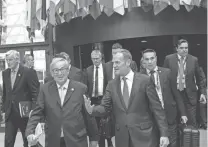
[50,81,62,107]
[63,80,74,107]
[12,65,23,91]
[7,69,12,90]
[116,78,127,111]
[157,67,165,93]
[173,54,179,76]
[184,54,190,78]
[127,73,137,109]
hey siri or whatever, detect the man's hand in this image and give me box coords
[181,116,188,124]
[27,134,38,146]
[89,141,98,147]
[1,113,5,123]
[83,95,94,114]
[199,94,207,104]
[160,137,169,147]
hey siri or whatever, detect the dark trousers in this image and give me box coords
[180,90,197,127]
[60,137,66,147]
[91,97,113,147]
[5,113,28,147]
[168,122,178,147]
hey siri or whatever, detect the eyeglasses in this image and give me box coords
[52,68,68,74]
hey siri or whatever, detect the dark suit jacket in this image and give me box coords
[26,80,99,147]
[92,73,168,147]
[44,66,83,83]
[141,67,181,124]
[163,53,206,105]
[84,64,108,97]
[105,61,138,82]
[1,65,40,121]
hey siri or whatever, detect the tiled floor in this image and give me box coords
[0,130,206,147]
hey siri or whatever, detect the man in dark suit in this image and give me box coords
[84,49,169,147]
[1,50,40,147]
[141,49,188,147]
[105,43,138,82]
[84,50,113,147]
[26,57,99,147]
[163,39,207,127]
[44,52,83,83]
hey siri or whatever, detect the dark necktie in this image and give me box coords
[122,77,130,108]
[178,57,185,91]
[150,70,155,86]
[11,70,16,89]
[94,66,99,97]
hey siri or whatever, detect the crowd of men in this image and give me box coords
[0,38,207,147]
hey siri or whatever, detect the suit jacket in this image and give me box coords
[141,67,180,124]
[1,65,40,121]
[92,73,169,147]
[105,61,138,82]
[163,53,206,105]
[44,66,83,83]
[26,80,99,147]
[84,64,108,97]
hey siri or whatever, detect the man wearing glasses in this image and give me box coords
[26,57,99,147]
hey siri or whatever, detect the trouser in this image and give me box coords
[5,112,28,147]
[60,137,66,147]
[91,97,113,147]
[168,122,178,147]
[180,90,197,127]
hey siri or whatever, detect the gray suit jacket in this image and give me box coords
[92,73,168,147]
[26,80,99,147]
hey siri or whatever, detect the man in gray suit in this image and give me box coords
[26,57,99,147]
[84,49,169,147]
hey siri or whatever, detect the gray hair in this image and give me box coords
[91,50,102,57]
[50,57,69,73]
[116,49,132,62]
[5,50,20,61]
[59,52,71,62]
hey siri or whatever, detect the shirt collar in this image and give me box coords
[146,66,158,75]
[94,63,102,69]
[56,79,69,89]
[11,64,19,72]
[177,54,186,60]
[120,70,134,82]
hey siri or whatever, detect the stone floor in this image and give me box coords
[0,129,206,147]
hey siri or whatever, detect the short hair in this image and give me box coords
[116,49,132,61]
[23,54,33,64]
[50,57,69,73]
[142,49,157,57]
[112,43,123,49]
[176,39,188,47]
[91,50,102,57]
[5,50,20,61]
[59,52,71,62]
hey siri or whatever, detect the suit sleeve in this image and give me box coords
[194,58,206,95]
[168,70,187,117]
[82,87,99,141]
[92,83,113,117]
[146,78,169,137]
[25,85,45,137]
[1,71,6,113]
[27,69,40,109]
[163,56,169,68]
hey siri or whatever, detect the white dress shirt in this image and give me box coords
[146,66,164,108]
[177,54,186,88]
[120,70,134,97]
[92,64,104,97]
[56,79,69,137]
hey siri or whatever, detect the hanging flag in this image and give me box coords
[99,0,113,9]
[103,7,114,16]
[141,0,153,12]
[114,0,125,15]
[200,0,207,8]
[169,0,180,10]
[153,0,169,15]
[42,0,47,20]
[78,0,93,9]
[128,0,138,12]
[89,0,101,19]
